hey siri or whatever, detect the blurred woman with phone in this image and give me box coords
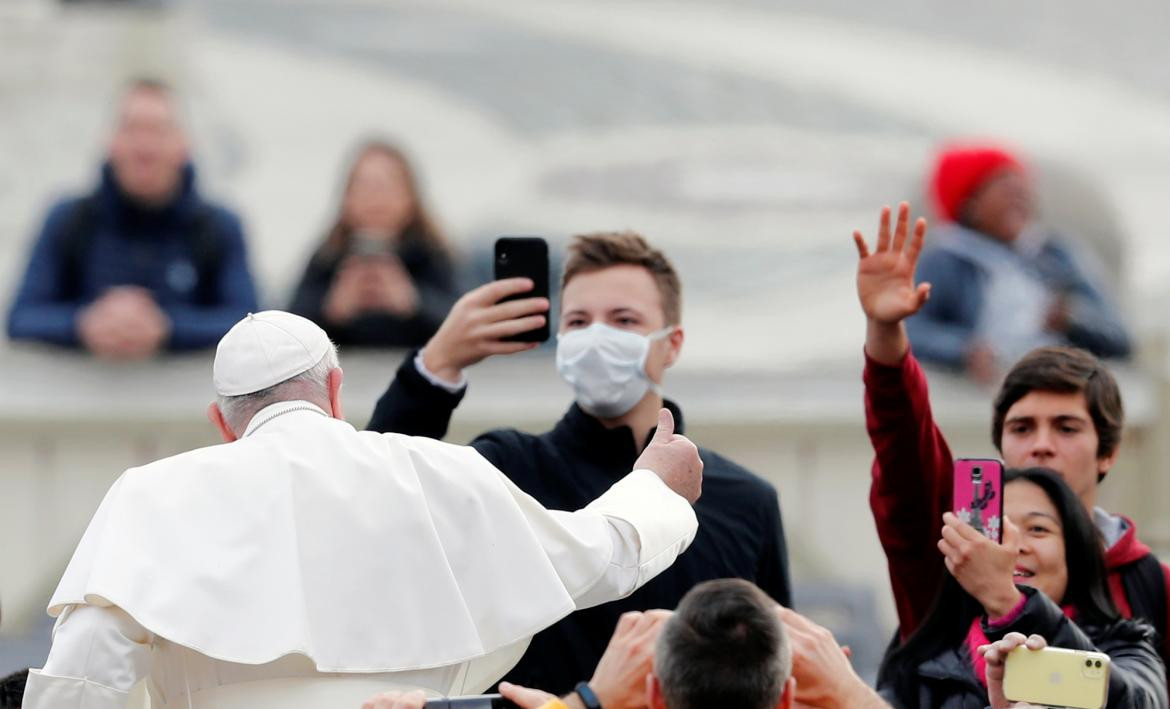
[875,468,1165,708]
[290,140,459,347]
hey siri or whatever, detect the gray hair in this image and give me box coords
[217,345,340,435]
[654,579,791,709]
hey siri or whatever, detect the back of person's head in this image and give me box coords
[992,346,1124,480]
[108,77,189,205]
[653,578,791,709]
[211,311,341,437]
[561,231,682,326]
[216,348,339,435]
[324,138,447,258]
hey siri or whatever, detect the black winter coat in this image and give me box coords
[289,240,457,347]
[367,352,792,695]
[878,586,1167,709]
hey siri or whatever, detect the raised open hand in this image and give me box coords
[854,203,930,326]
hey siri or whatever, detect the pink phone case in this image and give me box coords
[953,458,1004,542]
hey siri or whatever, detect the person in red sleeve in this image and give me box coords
[852,202,1170,672]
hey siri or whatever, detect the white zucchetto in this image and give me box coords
[213,311,333,396]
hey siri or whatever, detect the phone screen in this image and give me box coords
[952,458,1004,543]
[493,236,550,343]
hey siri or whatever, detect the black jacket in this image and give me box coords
[878,586,1168,709]
[367,353,792,694]
[288,240,457,348]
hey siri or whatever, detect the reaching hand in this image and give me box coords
[421,278,549,384]
[588,610,672,709]
[497,682,560,709]
[938,512,1023,618]
[634,409,703,503]
[778,607,885,709]
[980,632,1048,709]
[854,203,930,326]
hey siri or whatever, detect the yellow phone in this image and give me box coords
[1003,645,1110,709]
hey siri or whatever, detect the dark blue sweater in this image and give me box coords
[6,163,258,350]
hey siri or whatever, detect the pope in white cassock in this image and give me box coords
[23,311,702,709]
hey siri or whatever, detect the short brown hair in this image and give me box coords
[992,347,1124,479]
[561,231,682,324]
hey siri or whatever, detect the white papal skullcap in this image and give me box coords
[213,311,333,396]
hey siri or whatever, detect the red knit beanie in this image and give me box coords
[929,146,1024,222]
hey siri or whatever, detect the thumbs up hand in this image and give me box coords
[634,408,703,503]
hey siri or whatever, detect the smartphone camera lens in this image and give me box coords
[1094,660,1102,668]
[498,252,509,264]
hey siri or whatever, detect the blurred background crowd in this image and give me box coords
[3,0,1170,690]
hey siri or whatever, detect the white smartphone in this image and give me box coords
[1003,645,1110,709]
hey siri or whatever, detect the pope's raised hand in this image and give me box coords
[634,408,702,503]
[854,202,931,325]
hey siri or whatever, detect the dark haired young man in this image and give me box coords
[853,204,1169,668]
[367,231,790,694]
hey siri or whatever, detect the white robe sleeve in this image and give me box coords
[502,467,698,610]
[23,604,154,709]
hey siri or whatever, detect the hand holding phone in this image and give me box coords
[942,459,1020,618]
[1003,645,1110,709]
[420,276,549,384]
[953,458,1004,543]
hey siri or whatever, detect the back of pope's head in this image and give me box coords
[210,311,341,438]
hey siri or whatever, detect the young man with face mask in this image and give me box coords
[367,231,791,696]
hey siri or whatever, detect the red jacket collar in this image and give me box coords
[1105,514,1152,568]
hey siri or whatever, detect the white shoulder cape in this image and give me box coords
[46,408,588,673]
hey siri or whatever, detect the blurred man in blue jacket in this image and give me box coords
[7,78,258,358]
[907,145,1130,383]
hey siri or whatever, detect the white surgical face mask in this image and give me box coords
[556,322,673,419]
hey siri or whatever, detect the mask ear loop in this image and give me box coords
[639,326,677,395]
[649,325,677,341]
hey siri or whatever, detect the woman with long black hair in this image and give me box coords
[877,467,1165,708]
[290,140,459,347]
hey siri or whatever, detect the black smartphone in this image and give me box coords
[423,694,519,708]
[493,236,550,343]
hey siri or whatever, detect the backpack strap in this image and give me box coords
[57,194,100,301]
[185,206,225,305]
[1120,553,1168,659]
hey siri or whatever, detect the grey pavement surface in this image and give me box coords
[201,0,925,138]
[735,0,1170,100]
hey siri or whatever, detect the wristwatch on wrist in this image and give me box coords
[573,681,603,709]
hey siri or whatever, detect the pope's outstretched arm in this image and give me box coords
[22,605,153,709]
[503,408,702,609]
